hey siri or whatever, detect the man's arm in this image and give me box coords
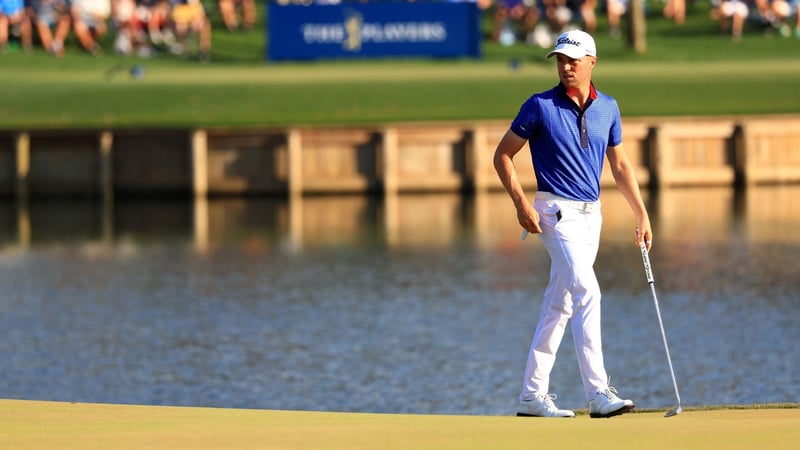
[493,129,541,234]
[606,144,653,249]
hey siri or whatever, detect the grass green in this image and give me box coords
[1,2,799,128]
[1,400,798,450]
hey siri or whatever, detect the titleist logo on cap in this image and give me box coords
[556,37,582,47]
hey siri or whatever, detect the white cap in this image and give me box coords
[546,30,597,59]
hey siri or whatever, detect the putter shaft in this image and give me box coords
[639,241,682,417]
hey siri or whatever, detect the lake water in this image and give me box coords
[1,186,798,415]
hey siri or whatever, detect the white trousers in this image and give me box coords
[520,192,608,402]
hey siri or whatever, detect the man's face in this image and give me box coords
[555,54,596,89]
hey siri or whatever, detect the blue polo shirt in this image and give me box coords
[510,83,622,202]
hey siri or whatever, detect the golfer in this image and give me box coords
[493,29,653,418]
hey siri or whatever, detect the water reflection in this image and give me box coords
[5,185,800,252]
[0,186,798,414]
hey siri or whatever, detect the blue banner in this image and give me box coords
[267,2,482,61]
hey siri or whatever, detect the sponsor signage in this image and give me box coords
[267,2,482,61]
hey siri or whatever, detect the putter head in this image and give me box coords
[664,406,682,417]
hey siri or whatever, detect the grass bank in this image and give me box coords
[1,399,798,450]
[1,2,799,128]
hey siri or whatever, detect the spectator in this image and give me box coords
[170,0,211,61]
[529,0,595,48]
[784,0,800,37]
[572,0,597,34]
[492,0,540,46]
[1,0,32,52]
[711,0,750,41]
[529,0,572,48]
[218,0,256,31]
[144,0,177,52]
[663,0,686,25]
[605,0,627,38]
[71,0,111,55]
[761,0,800,37]
[111,0,143,55]
[29,0,69,55]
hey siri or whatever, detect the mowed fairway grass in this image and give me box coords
[1,2,800,128]
[1,399,798,450]
[3,59,799,129]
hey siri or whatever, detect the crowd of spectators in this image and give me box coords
[486,0,800,45]
[1,0,798,59]
[0,0,259,59]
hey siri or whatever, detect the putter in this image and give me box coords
[639,240,682,418]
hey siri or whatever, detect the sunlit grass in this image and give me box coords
[1,1,799,128]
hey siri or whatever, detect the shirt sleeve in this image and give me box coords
[510,96,539,140]
[608,99,623,147]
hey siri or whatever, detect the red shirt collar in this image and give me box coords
[588,82,598,100]
[557,82,599,101]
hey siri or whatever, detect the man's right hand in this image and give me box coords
[518,203,542,235]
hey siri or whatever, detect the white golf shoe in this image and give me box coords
[589,385,635,418]
[517,392,575,418]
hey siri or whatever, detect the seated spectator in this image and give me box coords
[784,0,800,37]
[663,0,686,25]
[529,0,594,48]
[111,0,153,56]
[761,0,800,37]
[571,0,597,34]
[218,0,256,31]
[143,0,176,52]
[711,0,750,41]
[1,0,32,52]
[29,0,71,56]
[491,0,540,46]
[170,0,211,61]
[529,0,572,48]
[71,0,111,55]
[605,0,627,38]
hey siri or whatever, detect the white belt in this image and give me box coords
[535,191,599,213]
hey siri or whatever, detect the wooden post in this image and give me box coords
[14,132,31,248]
[732,124,749,188]
[468,126,490,192]
[287,128,303,196]
[648,126,669,189]
[15,132,30,202]
[99,131,115,244]
[99,131,114,201]
[381,127,399,196]
[191,129,208,197]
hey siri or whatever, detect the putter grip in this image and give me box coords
[640,241,655,284]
